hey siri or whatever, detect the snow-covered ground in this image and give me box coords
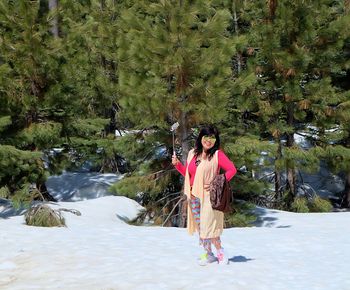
[1,196,349,290]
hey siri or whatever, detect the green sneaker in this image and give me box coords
[198,252,218,266]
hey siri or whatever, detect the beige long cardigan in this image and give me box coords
[184,149,224,239]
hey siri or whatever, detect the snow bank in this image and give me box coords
[0,196,349,290]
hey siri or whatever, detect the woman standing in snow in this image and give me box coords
[172,125,237,265]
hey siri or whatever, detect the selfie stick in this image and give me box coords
[170,122,179,155]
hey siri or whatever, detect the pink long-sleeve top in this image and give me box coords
[175,150,237,186]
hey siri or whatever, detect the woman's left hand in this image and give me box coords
[204,183,211,190]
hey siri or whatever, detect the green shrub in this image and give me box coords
[25,204,65,227]
[309,196,333,212]
[291,197,309,213]
[225,201,257,227]
[0,186,10,198]
[225,212,257,227]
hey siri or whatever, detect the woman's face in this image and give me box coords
[201,135,216,152]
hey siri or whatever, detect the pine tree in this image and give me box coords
[0,0,59,203]
[0,0,123,203]
[230,0,350,208]
[114,0,234,225]
[45,0,124,173]
[214,0,275,206]
[118,0,234,160]
[307,2,350,208]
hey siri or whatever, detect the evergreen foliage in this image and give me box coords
[227,0,350,209]
[291,195,333,213]
[0,0,122,203]
[0,145,47,203]
[118,0,234,129]
[291,197,309,213]
[114,0,236,225]
[109,130,178,205]
[309,196,333,213]
[225,201,257,227]
[0,0,349,219]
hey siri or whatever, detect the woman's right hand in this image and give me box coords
[172,154,180,166]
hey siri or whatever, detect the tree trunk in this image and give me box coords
[269,0,277,21]
[345,0,350,14]
[100,0,106,10]
[275,138,282,201]
[343,127,350,208]
[177,109,191,228]
[286,103,296,197]
[286,135,296,196]
[37,182,57,202]
[232,2,242,74]
[178,197,187,228]
[341,172,350,208]
[285,103,296,208]
[179,110,190,164]
[49,0,59,38]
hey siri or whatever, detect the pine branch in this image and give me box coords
[161,195,184,227]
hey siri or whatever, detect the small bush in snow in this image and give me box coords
[25,204,65,227]
[225,212,256,227]
[225,202,257,227]
[291,197,309,213]
[309,196,333,212]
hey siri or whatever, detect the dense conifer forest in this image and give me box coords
[0,0,349,226]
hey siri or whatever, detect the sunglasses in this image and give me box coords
[202,135,216,143]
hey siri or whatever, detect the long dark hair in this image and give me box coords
[194,125,220,161]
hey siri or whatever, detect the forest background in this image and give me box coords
[0,0,349,227]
